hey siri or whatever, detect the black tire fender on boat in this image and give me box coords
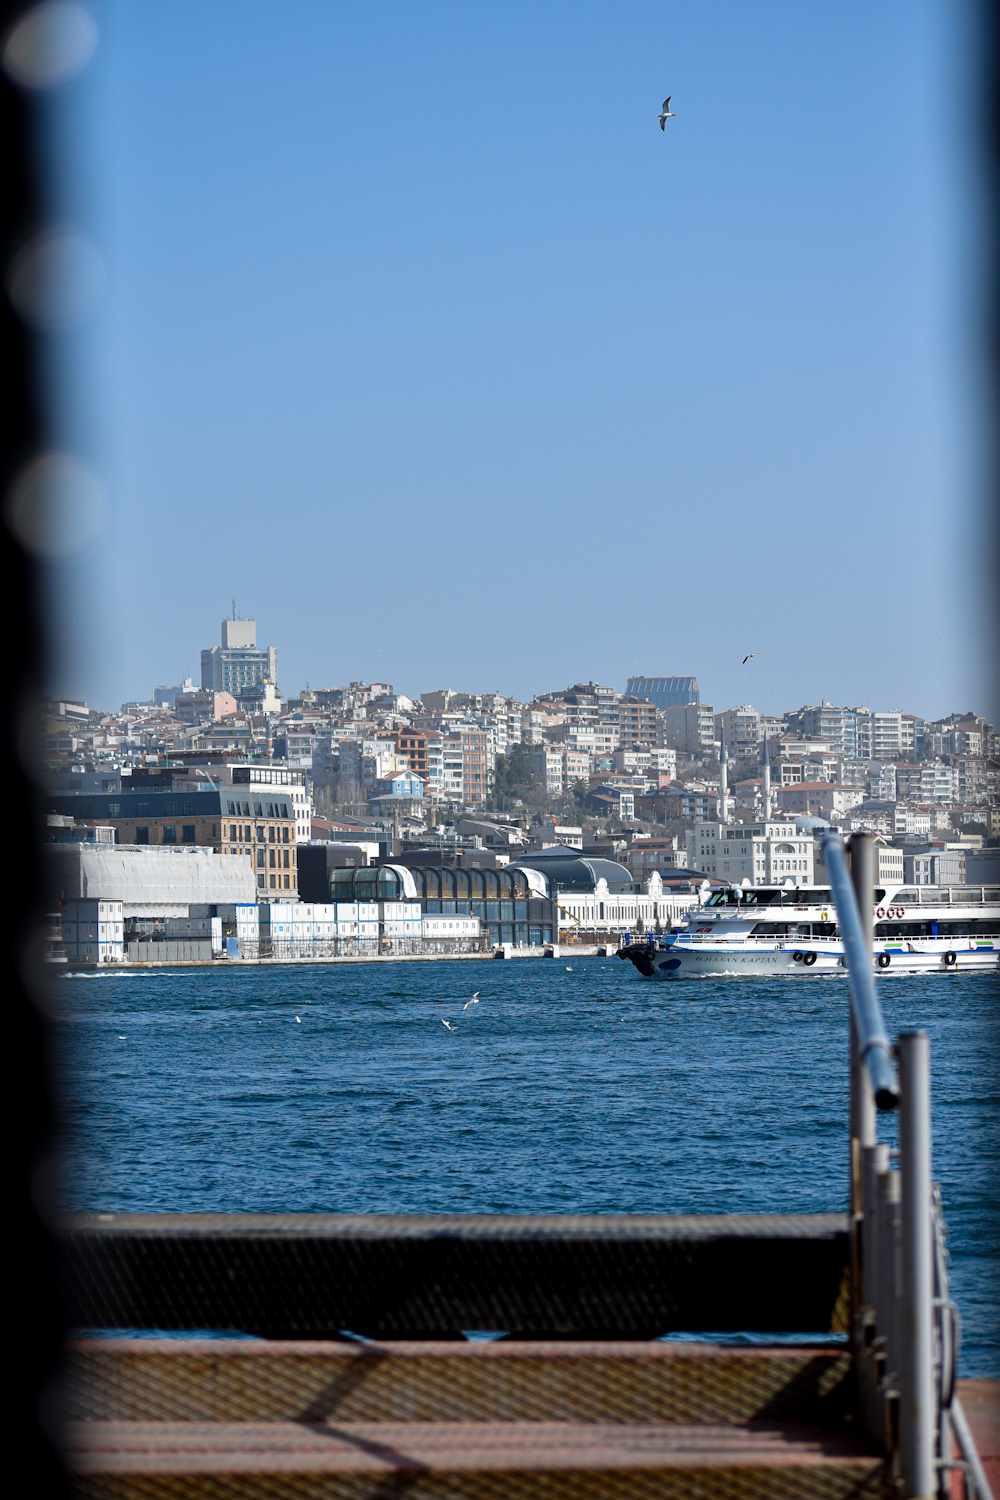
[877,952,890,968]
[943,950,957,967]
[802,951,817,967]
[791,950,803,962]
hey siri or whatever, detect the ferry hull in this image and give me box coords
[624,942,999,980]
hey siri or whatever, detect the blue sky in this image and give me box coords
[44,0,992,721]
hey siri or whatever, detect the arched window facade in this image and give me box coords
[324,862,553,948]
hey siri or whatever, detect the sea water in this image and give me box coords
[52,960,998,1373]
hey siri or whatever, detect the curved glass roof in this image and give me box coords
[509,855,633,893]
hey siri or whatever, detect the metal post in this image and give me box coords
[861,1143,889,1308]
[849,834,877,1159]
[899,1031,934,1499]
[823,835,897,1112]
[876,1166,901,1380]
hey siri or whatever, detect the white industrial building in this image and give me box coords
[46,844,257,917]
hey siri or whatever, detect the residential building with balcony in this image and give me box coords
[617,696,658,749]
[715,706,761,757]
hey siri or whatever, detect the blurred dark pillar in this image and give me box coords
[1,0,65,1491]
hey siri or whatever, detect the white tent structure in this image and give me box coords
[46,845,257,917]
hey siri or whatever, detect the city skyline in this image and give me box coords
[44,2,992,721]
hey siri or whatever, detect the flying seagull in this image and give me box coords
[742,652,760,665]
[463,993,480,1010]
[658,96,676,129]
[442,1019,457,1031]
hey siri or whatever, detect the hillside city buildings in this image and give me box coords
[40,612,1000,959]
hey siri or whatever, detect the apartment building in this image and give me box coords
[394,730,429,777]
[617,696,658,748]
[528,747,565,797]
[174,690,237,725]
[421,731,488,805]
[715,706,761,756]
[774,782,865,817]
[658,701,715,755]
[685,822,815,887]
[461,730,490,805]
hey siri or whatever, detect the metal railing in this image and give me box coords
[822,832,993,1500]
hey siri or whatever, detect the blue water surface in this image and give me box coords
[53,960,999,1373]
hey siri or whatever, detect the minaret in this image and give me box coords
[719,738,729,827]
[762,735,771,822]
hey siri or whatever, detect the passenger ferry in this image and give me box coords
[619,883,1000,979]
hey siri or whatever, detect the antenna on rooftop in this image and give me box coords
[231,597,236,620]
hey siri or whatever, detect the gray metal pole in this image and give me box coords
[823,834,898,1110]
[951,1396,997,1500]
[861,1143,889,1307]
[875,1166,901,1378]
[899,1030,934,1499]
[849,834,877,1151]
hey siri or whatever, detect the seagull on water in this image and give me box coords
[658,96,676,129]
[442,1019,457,1031]
[742,652,760,665]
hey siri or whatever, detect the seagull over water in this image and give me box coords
[658,96,676,129]
[463,992,480,1011]
[442,1019,457,1031]
[742,652,760,665]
